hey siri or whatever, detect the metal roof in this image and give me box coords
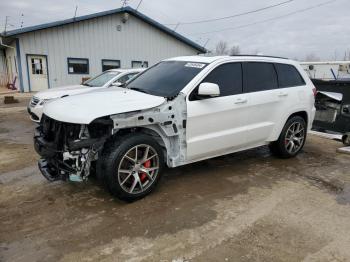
[1,6,206,53]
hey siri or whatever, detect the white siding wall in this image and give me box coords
[17,13,199,91]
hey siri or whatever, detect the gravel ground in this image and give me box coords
[1,97,350,262]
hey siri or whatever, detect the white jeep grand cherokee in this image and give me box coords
[34,55,316,202]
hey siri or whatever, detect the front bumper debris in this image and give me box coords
[38,159,62,182]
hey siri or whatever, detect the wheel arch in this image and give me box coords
[270,110,309,142]
[114,126,169,164]
[287,111,309,128]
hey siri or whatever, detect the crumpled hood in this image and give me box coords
[43,88,166,124]
[35,85,93,100]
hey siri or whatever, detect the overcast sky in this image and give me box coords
[0,0,349,60]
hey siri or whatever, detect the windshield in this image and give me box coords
[126,61,208,97]
[83,71,120,87]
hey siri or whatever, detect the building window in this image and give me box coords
[67,58,89,74]
[31,58,43,74]
[102,59,120,71]
[132,61,148,68]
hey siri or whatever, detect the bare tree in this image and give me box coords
[304,53,320,62]
[212,41,241,56]
[229,45,241,55]
[214,41,229,55]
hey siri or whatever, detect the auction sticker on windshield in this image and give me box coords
[184,63,206,69]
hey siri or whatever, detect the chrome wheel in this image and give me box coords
[284,122,305,154]
[117,144,159,194]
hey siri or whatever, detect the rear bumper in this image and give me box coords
[309,106,316,131]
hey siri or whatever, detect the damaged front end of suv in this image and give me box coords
[33,59,209,201]
[33,89,187,184]
[34,115,113,182]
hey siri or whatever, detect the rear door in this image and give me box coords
[242,62,283,145]
[274,62,308,129]
[186,62,249,160]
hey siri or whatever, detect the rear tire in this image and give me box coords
[98,134,164,202]
[269,116,307,158]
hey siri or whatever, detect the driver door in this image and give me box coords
[186,63,249,161]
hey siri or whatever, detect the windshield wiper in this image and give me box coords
[128,87,149,94]
[82,83,91,87]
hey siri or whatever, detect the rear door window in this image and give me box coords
[274,63,306,88]
[242,62,278,93]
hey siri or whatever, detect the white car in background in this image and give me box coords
[27,68,144,122]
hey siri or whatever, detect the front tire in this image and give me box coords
[269,116,307,158]
[98,134,164,202]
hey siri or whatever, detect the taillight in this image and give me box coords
[312,87,317,97]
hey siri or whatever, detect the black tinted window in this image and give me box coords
[275,63,305,88]
[67,58,89,74]
[190,63,242,100]
[127,61,207,97]
[202,63,242,97]
[243,62,278,93]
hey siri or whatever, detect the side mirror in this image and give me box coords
[111,82,123,87]
[198,82,220,97]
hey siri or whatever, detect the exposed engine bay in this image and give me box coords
[34,115,112,181]
[34,94,187,182]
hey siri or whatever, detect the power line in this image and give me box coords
[189,0,337,36]
[165,0,294,26]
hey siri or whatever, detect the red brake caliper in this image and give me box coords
[139,160,151,182]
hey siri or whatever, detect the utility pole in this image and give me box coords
[121,0,129,7]
[173,23,180,32]
[4,16,9,33]
[136,0,143,10]
[203,38,210,48]
[20,14,24,28]
[74,6,78,19]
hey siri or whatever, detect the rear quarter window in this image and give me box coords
[274,63,306,88]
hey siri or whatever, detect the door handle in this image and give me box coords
[278,92,288,97]
[234,98,247,104]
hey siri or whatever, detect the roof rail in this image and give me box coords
[230,54,289,60]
